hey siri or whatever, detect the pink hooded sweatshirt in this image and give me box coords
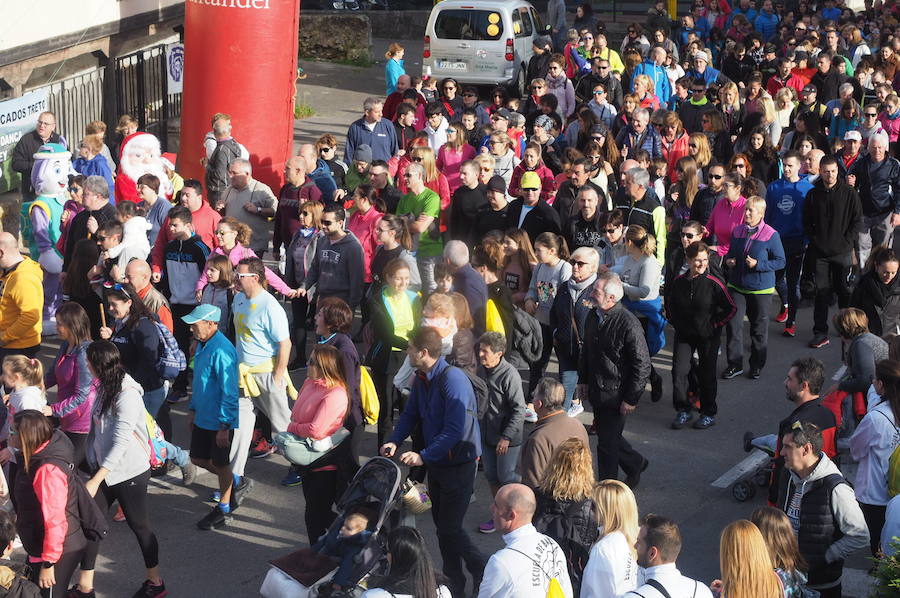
[195,243,292,295]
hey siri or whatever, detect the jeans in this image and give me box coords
[774,246,805,327]
[481,443,522,486]
[672,332,722,416]
[161,440,189,467]
[858,211,894,268]
[594,405,645,481]
[725,290,771,371]
[808,250,853,335]
[143,386,167,418]
[557,349,580,411]
[427,460,487,597]
[417,255,442,294]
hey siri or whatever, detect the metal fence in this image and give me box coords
[27,43,182,151]
[115,44,182,151]
[29,68,105,147]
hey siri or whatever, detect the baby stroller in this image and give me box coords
[261,457,404,598]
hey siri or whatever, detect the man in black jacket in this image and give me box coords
[847,132,900,267]
[475,175,512,241]
[576,272,651,485]
[506,172,561,241]
[61,176,118,270]
[810,53,848,103]
[802,156,864,349]
[11,111,65,203]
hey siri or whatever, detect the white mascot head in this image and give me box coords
[30,143,72,198]
[120,132,172,196]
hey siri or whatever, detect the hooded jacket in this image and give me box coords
[851,269,900,337]
[479,358,525,447]
[632,60,672,106]
[162,234,210,305]
[803,180,864,257]
[45,341,95,434]
[766,176,814,243]
[302,230,365,309]
[848,153,900,217]
[87,374,151,486]
[0,258,42,349]
[190,330,239,431]
[545,72,577,119]
[777,453,869,588]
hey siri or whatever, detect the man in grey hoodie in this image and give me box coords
[779,421,869,598]
[297,206,365,311]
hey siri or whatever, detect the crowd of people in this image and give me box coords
[3,0,900,595]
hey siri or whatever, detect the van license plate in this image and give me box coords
[438,61,467,71]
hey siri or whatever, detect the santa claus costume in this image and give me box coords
[115,131,172,205]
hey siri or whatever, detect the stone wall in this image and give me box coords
[299,13,372,62]
[366,10,430,39]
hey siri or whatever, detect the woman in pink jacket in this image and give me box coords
[347,186,385,285]
[436,122,476,194]
[274,345,352,543]
[194,217,295,299]
[705,172,747,257]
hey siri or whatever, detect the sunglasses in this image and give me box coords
[688,143,698,148]
[411,157,423,162]
[681,232,697,239]
[593,90,605,95]
[570,260,590,267]
[734,163,747,168]
[599,65,610,70]
[108,282,130,298]
[320,147,334,153]
[709,174,724,180]
[462,93,476,97]
[236,272,257,279]
[531,86,544,90]
[865,112,878,117]
[321,219,335,226]
[691,88,706,93]
[604,228,619,233]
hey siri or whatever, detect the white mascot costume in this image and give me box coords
[23,143,71,334]
[115,131,172,204]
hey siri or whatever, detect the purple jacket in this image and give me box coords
[45,341,96,434]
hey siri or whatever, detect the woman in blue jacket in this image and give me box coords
[385,43,406,96]
[722,196,786,381]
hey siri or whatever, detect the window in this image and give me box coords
[530,7,544,33]
[434,9,504,41]
[516,8,533,37]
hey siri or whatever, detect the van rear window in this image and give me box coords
[434,10,504,41]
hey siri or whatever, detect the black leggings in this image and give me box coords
[290,295,313,363]
[28,547,84,598]
[82,469,159,570]
[63,432,88,470]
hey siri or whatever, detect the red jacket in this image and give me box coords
[662,132,691,183]
[347,207,383,283]
[508,162,557,202]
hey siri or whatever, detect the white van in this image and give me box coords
[422,0,545,96]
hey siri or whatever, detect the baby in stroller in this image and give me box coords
[313,508,374,596]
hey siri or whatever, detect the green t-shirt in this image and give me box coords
[397,188,442,258]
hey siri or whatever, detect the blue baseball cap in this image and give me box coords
[181,304,221,324]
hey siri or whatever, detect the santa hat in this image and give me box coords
[161,152,177,171]
[119,131,161,160]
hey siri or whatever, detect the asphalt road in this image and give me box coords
[26,39,876,597]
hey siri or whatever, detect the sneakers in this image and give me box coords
[478,519,496,534]
[743,431,755,453]
[808,335,830,349]
[165,388,188,404]
[671,411,693,429]
[783,325,796,337]
[566,401,584,418]
[649,369,663,403]
[209,490,222,503]
[197,505,231,530]
[721,366,744,380]
[625,458,649,489]
[523,407,538,423]
[774,305,788,323]
[66,586,95,598]
[131,579,167,598]
[233,476,254,508]
[249,438,276,459]
[181,462,197,486]
[281,467,304,487]
[749,367,762,380]
[693,415,716,429]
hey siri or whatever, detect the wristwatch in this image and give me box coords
[256,205,262,214]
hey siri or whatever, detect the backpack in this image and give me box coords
[359,366,379,426]
[507,546,567,598]
[876,410,900,497]
[152,320,186,381]
[139,410,169,469]
[441,365,489,420]
[43,458,109,543]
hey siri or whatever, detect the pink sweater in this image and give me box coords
[706,196,747,256]
[437,144,476,193]
[347,207,383,283]
[195,243,291,294]
[287,378,348,439]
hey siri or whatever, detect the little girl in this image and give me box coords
[502,229,538,307]
[0,356,48,464]
[421,76,438,103]
[524,233,575,421]
[200,254,235,339]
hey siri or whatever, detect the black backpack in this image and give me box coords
[44,458,109,542]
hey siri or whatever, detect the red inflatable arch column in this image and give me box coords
[178,0,301,196]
